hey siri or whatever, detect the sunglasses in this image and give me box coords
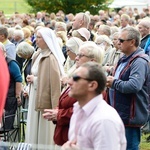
[118,38,133,43]
[72,75,93,82]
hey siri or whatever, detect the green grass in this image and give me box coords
[140,133,150,150]
[0,0,31,15]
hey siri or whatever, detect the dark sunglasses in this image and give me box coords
[118,38,133,43]
[72,75,93,82]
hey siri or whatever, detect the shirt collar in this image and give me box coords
[3,39,8,45]
[73,94,103,116]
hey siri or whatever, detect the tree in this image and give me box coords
[25,0,109,15]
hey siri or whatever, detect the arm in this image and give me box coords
[43,98,76,126]
[57,96,76,126]
[107,58,148,93]
[9,60,22,105]
[57,107,74,125]
[15,82,22,105]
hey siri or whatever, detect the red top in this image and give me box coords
[53,87,77,146]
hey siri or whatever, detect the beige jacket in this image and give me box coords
[32,49,61,111]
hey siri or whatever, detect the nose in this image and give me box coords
[68,77,73,86]
[117,40,121,45]
[75,55,79,61]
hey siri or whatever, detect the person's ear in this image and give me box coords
[88,81,98,92]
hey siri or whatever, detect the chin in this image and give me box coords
[68,92,76,99]
[68,91,73,97]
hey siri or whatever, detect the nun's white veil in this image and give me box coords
[38,27,65,75]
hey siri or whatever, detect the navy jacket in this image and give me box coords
[111,48,150,127]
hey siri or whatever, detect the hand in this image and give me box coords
[61,141,79,150]
[106,76,114,88]
[23,91,28,97]
[26,75,34,83]
[16,96,22,106]
[43,108,58,121]
[61,76,69,86]
[23,85,29,97]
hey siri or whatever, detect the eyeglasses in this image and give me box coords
[76,53,91,59]
[72,75,93,82]
[118,38,133,43]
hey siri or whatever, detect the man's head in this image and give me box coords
[68,62,106,103]
[75,41,103,68]
[138,18,150,38]
[97,25,111,37]
[13,29,24,42]
[0,26,8,42]
[118,26,140,56]
[72,12,90,30]
[111,32,120,50]
[36,12,43,20]
[120,14,130,28]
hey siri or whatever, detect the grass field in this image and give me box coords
[0,0,31,15]
[140,134,150,150]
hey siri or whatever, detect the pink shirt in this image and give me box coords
[69,94,126,150]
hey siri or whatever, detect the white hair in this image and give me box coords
[14,29,24,39]
[16,41,34,58]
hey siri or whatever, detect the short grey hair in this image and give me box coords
[95,35,112,45]
[55,21,67,31]
[138,17,150,29]
[79,41,103,64]
[13,29,24,39]
[122,26,141,47]
[16,42,34,58]
[99,25,111,37]
[77,12,91,28]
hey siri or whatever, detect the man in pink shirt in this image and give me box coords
[62,62,126,150]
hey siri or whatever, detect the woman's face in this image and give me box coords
[112,35,119,50]
[36,32,48,49]
[75,48,92,68]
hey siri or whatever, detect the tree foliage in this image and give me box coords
[25,0,109,15]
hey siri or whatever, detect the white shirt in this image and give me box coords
[69,94,127,150]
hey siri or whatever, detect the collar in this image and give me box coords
[3,39,9,45]
[73,94,103,117]
[141,34,150,41]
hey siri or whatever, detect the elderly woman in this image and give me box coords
[64,37,83,75]
[16,42,35,110]
[104,32,124,75]
[72,27,90,41]
[25,27,65,148]
[95,35,113,66]
[62,37,83,88]
[43,41,104,147]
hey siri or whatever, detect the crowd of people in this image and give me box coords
[0,6,150,150]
